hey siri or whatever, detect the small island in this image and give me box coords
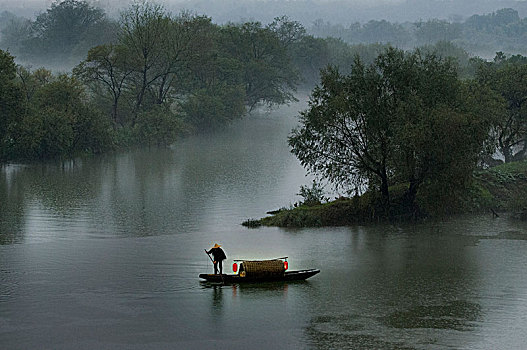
[244,160,527,227]
[244,48,527,228]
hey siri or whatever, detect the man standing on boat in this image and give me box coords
[206,243,227,275]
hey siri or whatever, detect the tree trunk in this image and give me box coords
[379,169,390,219]
[111,98,119,128]
[132,67,149,126]
[404,178,420,219]
[502,144,512,163]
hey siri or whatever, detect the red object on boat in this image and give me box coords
[232,262,238,273]
[284,261,288,270]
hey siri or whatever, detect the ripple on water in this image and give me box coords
[383,300,482,331]
[0,269,18,303]
[306,314,415,350]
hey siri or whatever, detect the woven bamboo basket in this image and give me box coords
[240,259,285,278]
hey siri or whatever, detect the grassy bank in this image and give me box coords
[244,161,527,228]
[470,161,527,210]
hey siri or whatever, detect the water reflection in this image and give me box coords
[0,106,310,244]
[212,285,224,315]
[3,104,527,349]
[0,165,29,244]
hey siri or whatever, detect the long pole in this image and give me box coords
[204,249,214,263]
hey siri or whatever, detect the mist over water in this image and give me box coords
[2,103,527,349]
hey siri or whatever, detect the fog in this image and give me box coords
[2,0,527,71]
[2,0,527,24]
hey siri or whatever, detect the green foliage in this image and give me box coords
[73,106,113,154]
[0,15,32,54]
[2,0,116,67]
[74,44,134,127]
[418,41,473,77]
[34,74,85,112]
[310,19,411,47]
[267,16,306,48]
[241,218,262,228]
[5,68,113,160]
[360,20,411,47]
[0,49,22,155]
[290,47,495,218]
[220,21,299,110]
[470,160,527,211]
[258,161,527,227]
[8,107,73,159]
[297,180,326,206]
[134,105,184,146]
[3,2,306,161]
[475,53,527,163]
[181,85,246,130]
[414,20,462,45]
[7,112,45,159]
[39,108,75,158]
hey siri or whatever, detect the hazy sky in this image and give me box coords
[1,0,526,24]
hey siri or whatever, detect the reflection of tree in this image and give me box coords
[0,107,305,241]
[0,166,26,244]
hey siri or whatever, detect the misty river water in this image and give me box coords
[2,101,527,349]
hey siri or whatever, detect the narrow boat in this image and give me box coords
[199,269,320,283]
[199,257,320,283]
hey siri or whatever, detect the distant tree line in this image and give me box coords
[0,0,119,69]
[309,8,527,57]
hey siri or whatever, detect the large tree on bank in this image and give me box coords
[475,53,527,163]
[289,47,495,217]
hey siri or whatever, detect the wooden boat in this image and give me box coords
[199,257,320,283]
[199,268,320,283]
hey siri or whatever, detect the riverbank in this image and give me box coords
[244,161,527,228]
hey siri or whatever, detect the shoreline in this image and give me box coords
[244,160,527,228]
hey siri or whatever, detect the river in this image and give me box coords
[1,102,527,349]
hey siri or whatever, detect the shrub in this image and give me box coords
[134,105,185,146]
[297,180,326,206]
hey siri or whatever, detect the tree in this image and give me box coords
[133,104,183,146]
[28,0,107,58]
[267,15,306,49]
[414,19,461,45]
[0,15,32,55]
[290,35,330,87]
[119,1,171,121]
[465,8,520,31]
[181,84,245,130]
[289,48,494,217]
[0,49,22,158]
[74,44,134,127]
[16,66,53,105]
[220,22,299,111]
[289,58,395,214]
[150,13,217,105]
[475,53,527,163]
[8,73,112,159]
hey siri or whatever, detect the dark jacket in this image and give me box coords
[207,247,227,261]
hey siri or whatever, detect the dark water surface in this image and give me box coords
[2,104,527,349]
